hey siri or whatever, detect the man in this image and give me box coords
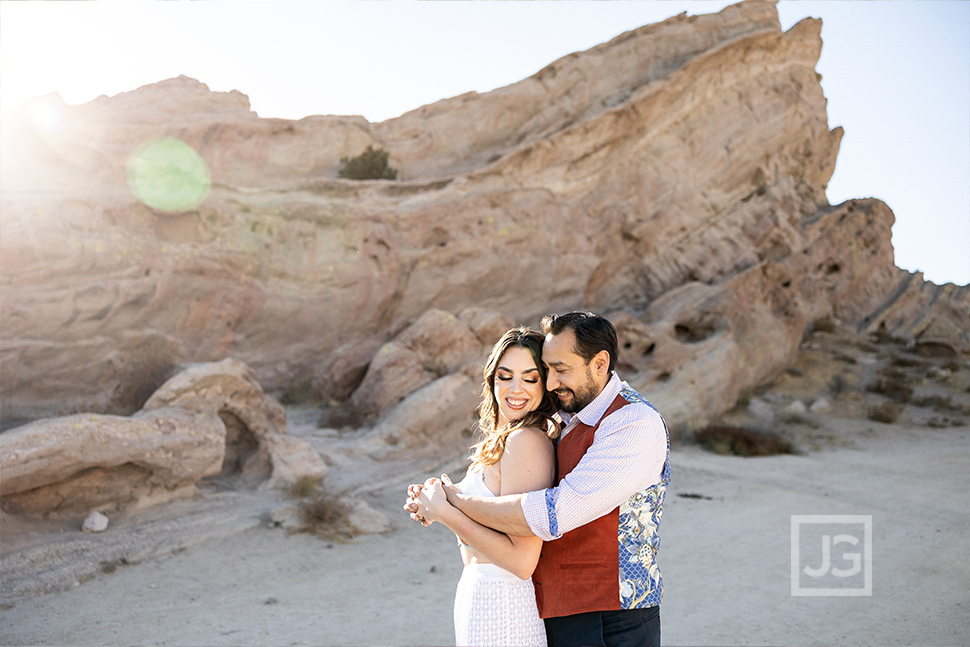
[411,312,670,647]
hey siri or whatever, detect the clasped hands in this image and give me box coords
[403,473,458,526]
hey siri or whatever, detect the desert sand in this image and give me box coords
[2,413,967,647]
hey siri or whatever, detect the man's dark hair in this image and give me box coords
[540,311,618,374]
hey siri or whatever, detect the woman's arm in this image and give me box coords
[416,427,554,580]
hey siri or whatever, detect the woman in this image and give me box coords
[405,327,559,647]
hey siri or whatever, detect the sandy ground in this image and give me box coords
[1,416,967,647]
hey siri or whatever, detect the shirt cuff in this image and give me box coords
[522,488,557,541]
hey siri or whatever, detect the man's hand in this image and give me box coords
[439,473,460,504]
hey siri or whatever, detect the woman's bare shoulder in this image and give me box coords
[506,425,554,447]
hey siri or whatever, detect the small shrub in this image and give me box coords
[914,395,970,415]
[286,477,355,540]
[913,395,952,411]
[338,145,398,180]
[868,401,904,424]
[812,317,838,333]
[290,475,320,499]
[867,372,914,403]
[279,379,313,405]
[871,327,894,345]
[778,410,821,428]
[298,487,355,540]
[889,354,927,369]
[695,425,794,457]
[829,373,850,395]
[942,359,961,372]
[737,389,752,408]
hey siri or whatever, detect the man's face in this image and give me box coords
[542,330,601,414]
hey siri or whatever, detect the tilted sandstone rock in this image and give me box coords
[0,359,326,518]
[1,0,967,441]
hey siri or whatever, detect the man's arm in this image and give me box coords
[441,474,535,537]
[521,402,667,541]
[444,401,667,540]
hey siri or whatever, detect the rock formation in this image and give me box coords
[1,0,967,442]
[0,359,327,517]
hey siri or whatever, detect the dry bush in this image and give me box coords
[913,394,952,411]
[828,373,851,396]
[338,145,398,180]
[867,368,914,403]
[868,402,904,424]
[288,477,355,540]
[695,425,795,457]
[943,359,962,372]
[912,395,970,415]
[889,353,929,369]
[927,415,966,428]
[811,317,838,333]
[778,410,822,428]
[299,490,354,539]
[290,475,319,498]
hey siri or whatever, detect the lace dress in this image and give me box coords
[453,468,547,647]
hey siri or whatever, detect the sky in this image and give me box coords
[1,0,968,286]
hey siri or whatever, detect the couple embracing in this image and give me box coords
[405,312,670,647]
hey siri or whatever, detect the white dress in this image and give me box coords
[453,468,547,647]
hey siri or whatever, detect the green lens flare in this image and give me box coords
[126,137,211,212]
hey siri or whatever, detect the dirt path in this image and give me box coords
[2,418,967,646]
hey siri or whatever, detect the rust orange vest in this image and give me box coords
[532,395,630,619]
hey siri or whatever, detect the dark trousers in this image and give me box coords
[544,606,660,647]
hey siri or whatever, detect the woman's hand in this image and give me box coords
[403,482,430,525]
[404,474,459,526]
[414,477,460,525]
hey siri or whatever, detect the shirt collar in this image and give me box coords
[559,372,623,428]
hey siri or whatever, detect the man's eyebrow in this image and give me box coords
[545,360,568,368]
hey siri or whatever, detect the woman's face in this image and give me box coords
[493,345,545,425]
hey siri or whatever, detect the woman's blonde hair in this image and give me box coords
[469,327,559,469]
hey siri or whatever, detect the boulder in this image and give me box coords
[81,511,109,533]
[346,499,393,535]
[348,311,484,423]
[310,336,385,403]
[142,358,328,490]
[348,342,435,423]
[783,401,808,416]
[369,373,481,459]
[394,309,483,375]
[746,398,776,427]
[0,406,225,516]
[809,398,833,414]
[457,308,518,347]
[0,359,326,518]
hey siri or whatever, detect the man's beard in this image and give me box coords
[554,369,599,413]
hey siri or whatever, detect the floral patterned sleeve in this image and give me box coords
[522,401,667,540]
